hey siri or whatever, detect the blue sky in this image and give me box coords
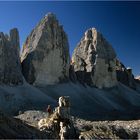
[0,1,140,76]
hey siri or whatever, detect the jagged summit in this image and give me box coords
[45,12,57,19]
[21,13,70,86]
[0,28,19,41]
[40,13,58,26]
[83,27,116,59]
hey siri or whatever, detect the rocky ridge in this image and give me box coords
[0,12,140,139]
[0,13,137,89]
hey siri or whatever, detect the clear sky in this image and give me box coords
[0,1,140,76]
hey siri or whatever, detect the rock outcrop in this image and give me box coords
[21,13,70,86]
[0,28,23,85]
[0,110,47,139]
[38,96,77,139]
[71,28,117,88]
[116,59,136,89]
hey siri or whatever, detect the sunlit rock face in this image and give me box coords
[21,13,70,86]
[0,28,23,85]
[71,28,117,89]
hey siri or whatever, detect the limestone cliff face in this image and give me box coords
[71,28,117,88]
[21,13,70,86]
[0,28,23,85]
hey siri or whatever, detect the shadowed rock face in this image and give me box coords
[21,13,70,86]
[0,28,23,85]
[71,28,117,88]
[116,59,136,89]
[0,110,48,139]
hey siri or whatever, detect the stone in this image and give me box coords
[71,28,117,88]
[116,59,136,89]
[38,96,76,139]
[21,13,70,86]
[58,96,70,107]
[0,28,23,85]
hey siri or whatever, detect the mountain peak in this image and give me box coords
[71,27,117,88]
[45,12,56,18]
[43,12,57,24]
[21,12,70,86]
[0,28,23,85]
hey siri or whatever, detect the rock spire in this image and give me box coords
[0,28,23,85]
[71,28,117,88]
[21,13,70,86]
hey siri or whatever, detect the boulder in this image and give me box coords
[0,28,23,85]
[71,28,117,88]
[21,13,70,86]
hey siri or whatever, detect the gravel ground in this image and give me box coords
[73,117,140,139]
[15,110,49,127]
[16,110,140,139]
